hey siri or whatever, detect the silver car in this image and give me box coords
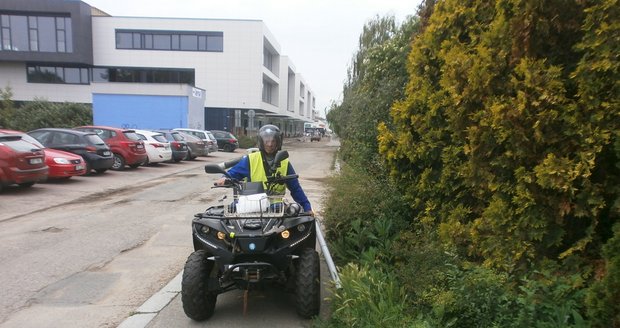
[173,128,218,154]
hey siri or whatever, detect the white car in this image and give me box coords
[173,128,218,154]
[134,129,173,164]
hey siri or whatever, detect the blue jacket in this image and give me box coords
[225,155,312,212]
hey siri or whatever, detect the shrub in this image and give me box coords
[237,135,256,149]
[319,263,419,328]
[10,98,92,131]
[585,222,620,328]
[322,162,411,265]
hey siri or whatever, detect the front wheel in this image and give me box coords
[295,248,320,318]
[181,250,218,321]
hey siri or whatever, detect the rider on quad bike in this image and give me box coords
[181,125,321,321]
[214,124,314,215]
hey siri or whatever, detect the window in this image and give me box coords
[115,29,223,52]
[90,67,195,85]
[180,34,197,50]
[263,48,273,71]
[262,81,273,104]
[27,65,89,84]
[0,13,72,53]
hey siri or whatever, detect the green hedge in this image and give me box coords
[0,89,92,131]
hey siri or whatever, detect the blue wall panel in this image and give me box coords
[93,94,188,129]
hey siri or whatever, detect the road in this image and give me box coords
[0,138,339,328]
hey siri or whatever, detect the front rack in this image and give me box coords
[221,194,287,218]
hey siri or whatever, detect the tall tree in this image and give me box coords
[379,0,618,275]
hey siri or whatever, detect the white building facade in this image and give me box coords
[0,0,316,136]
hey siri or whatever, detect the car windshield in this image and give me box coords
[18,134,45,148]
[123,131,141,141]
[171,133,184,141]
[206,132,215,140]
[153,134,168,143]
[85,134,106,145]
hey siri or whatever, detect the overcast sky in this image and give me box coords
[81,0,421,117]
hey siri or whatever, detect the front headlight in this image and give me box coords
[53,157,71,164]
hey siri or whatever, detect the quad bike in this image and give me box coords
[181,150,321,321]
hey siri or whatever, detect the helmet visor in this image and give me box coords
[259,127,279,142]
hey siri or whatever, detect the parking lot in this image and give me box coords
[0,138,339,328]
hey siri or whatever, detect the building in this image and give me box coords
[0,0,316,137]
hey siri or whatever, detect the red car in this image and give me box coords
[75,126,147,170]
[0,129,87,179]
[0,133,48,191]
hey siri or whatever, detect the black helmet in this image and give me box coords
[258,124,282,152]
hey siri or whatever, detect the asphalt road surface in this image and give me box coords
[0,137,339,328]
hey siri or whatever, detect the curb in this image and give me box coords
[117,270,183,328]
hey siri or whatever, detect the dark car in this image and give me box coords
[153,130,189,162]
[210,130,239,152]
[176,131,208,160]
[28,128,114,174]
[0,129,86,179]
[0,133,48,191]
[75,126,147,170]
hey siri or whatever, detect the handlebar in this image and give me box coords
[267,174,298,184]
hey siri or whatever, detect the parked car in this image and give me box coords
[134,129,173,165]
[28,128,114,174]
[210,130,239,152]
[205,131,219,153]
[74,126,147,170]
[0,133,48,191]
[153,130,189,162]
[173,128,218,154]
[0,129,86,179]
[176,131,208,159]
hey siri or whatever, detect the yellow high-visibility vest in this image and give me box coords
[248,151,289,195]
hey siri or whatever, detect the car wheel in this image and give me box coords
[223,144,232,152]
[112,154,126,170]
[95,168,107,174]
[295,248,320,318]
[143,157,150,166]
[129,163,141,169]
[18,182,35,188]
[181,250,218,321]
[185,150,193,161]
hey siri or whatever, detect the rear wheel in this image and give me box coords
[129,163,141,169]
[182,250,218,321]
[295,248,320,318]
[112,154,125,170]
[223,144,232,152]
[18,182,35,188]
[95,168,107,174]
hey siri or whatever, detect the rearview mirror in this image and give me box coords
[204,164,227,175]
[271,150,289,171]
